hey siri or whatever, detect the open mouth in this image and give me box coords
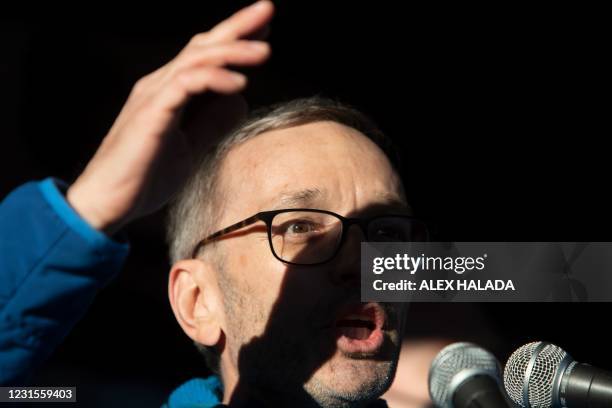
[336,315,376,339]
[334,303,386,354]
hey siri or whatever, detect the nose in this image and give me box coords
[329,224,365,286]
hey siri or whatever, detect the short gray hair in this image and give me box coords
[165,96,401,373]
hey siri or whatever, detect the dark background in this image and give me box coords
[1,2,609,406]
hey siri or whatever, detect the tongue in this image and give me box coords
[339,326,372,340]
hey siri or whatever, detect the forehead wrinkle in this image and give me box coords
[270,187,327,210]
[218,122,406,218]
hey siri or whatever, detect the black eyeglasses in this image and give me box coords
[191,208,429,266]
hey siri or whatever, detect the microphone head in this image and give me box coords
[429,342,501,408]
[503,341,575,408]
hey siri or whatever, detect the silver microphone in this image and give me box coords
[504,341,612,408]
[429,342,508,408]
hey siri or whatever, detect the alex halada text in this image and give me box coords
[373,279,515,291]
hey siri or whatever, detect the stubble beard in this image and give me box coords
[218,271,401,407]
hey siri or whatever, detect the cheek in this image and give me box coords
[243,250,286,302]
[238,253,247,268]
[224,240,288,325]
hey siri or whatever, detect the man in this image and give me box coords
[0,1,424,406]
[163,97,423,406]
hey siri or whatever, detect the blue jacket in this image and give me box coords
[0,179,224,407]
[0,179,129,385]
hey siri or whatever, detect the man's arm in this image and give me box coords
[0,0,274,385]
[0,179,129,385]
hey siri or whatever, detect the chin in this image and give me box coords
[304,352,397,406]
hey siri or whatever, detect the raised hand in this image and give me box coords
[67,1,274,235]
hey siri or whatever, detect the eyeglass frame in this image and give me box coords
[191,208,429,266]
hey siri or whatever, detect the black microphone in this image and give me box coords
[429,342,510,408]
[504,341,612,408]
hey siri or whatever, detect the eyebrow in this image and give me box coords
[365,192,412,215]
[375,192,410,208]
[273,188,325,209]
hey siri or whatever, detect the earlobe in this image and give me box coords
[168,259,223,347]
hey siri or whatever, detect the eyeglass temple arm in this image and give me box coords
[191,214,262,258]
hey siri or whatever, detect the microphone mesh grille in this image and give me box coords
[429,342,500,408]
[503,341,569,408]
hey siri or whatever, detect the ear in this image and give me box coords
[168,259,223,347]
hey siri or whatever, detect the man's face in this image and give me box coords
[213,121,407,406]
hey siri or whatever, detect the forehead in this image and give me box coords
[217,121,405,217]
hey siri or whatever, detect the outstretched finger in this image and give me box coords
[175,40,270,71]
[155,67,247,113]
[205,0,274,44]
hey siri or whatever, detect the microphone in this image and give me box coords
[503,341,612,408]
[429,342,510,408]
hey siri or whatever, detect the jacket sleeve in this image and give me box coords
[0,178,129,385]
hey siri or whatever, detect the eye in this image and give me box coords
[372,227,405,241]
[285,220,319,235]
